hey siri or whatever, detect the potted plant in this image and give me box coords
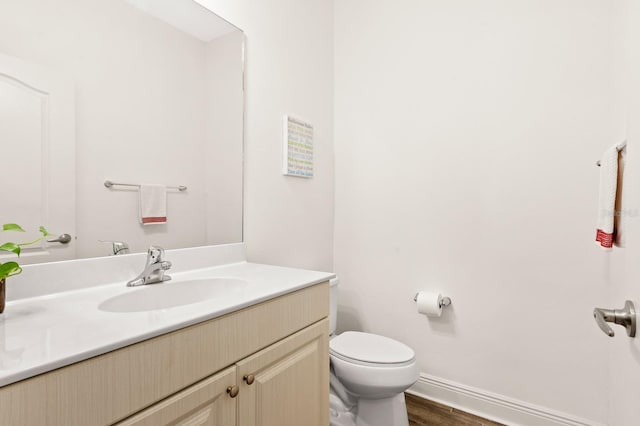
[0,223,52,313]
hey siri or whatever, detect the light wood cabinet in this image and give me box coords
[0,282,329,426]
[118,319,328,426]
[116,366,237,426]
[237,320,329,426]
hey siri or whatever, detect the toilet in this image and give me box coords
[329,278,419,426]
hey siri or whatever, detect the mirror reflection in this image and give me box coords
[0,0,244,263]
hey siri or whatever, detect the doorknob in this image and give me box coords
[593,300,636,337]
[47,233,72,244]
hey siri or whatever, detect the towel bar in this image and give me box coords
[104,180,187,191]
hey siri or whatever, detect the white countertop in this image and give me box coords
[0,261,334,387]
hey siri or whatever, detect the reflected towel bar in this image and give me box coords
[104,180,187,192]
[596,140,627,167]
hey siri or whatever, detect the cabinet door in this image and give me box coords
[115,366,237,426]
[236,319,329,426]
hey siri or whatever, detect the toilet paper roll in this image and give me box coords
[416,292,443,317]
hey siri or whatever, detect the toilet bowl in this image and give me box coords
[329,278,418,426]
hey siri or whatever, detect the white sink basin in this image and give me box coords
[98,278,249,313]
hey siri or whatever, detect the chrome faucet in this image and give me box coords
[126,246,172,287]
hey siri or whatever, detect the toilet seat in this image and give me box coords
[329,331,415,366]
[330,350,416,368]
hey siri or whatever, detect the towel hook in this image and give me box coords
[596,140,627,167]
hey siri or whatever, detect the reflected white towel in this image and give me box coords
[139,184,167,225]
[595,144,625,249]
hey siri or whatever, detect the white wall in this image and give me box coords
[205,31,244,245]
[334,1,621,423]
[195,0,335,272]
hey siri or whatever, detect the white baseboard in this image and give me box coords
[408,374,607,426]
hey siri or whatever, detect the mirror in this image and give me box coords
[0,0,244,263]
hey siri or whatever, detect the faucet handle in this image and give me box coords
[147,246,165,263]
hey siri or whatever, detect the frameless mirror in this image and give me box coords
[0,0,244,263]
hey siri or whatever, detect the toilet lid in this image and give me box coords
[329,331,415,364]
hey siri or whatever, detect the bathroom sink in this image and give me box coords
[98,278,249,313]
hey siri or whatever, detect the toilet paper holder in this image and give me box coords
[413,293,452,307]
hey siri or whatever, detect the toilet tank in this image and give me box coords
[329,277,339,335]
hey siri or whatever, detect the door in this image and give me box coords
[236,319,329,426]
[0,52,75,263]
[607,1,640,424]
[115,366,237,426]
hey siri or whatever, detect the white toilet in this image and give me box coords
[329,278,419,426]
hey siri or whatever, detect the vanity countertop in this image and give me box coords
[0,261,334,387]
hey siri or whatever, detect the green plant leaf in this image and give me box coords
[0,261,22,279]
[2,223,25,232]
[0,242,20,256]
[38,226,53,237]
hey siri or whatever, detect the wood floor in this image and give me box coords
[406,393,506,426]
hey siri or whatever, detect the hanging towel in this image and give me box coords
[595,143,625,249]
[139,184,167,225]
[614,144,627,247]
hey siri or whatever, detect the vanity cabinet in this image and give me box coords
[117,320,328,426]
[0,282,329,426]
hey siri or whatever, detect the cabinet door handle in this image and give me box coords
[226,385,239,398]
[243,374,255,385]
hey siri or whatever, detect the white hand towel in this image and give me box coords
[595,144,624,249]
[139,184,167,225]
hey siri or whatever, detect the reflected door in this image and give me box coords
[0,52,75,262]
